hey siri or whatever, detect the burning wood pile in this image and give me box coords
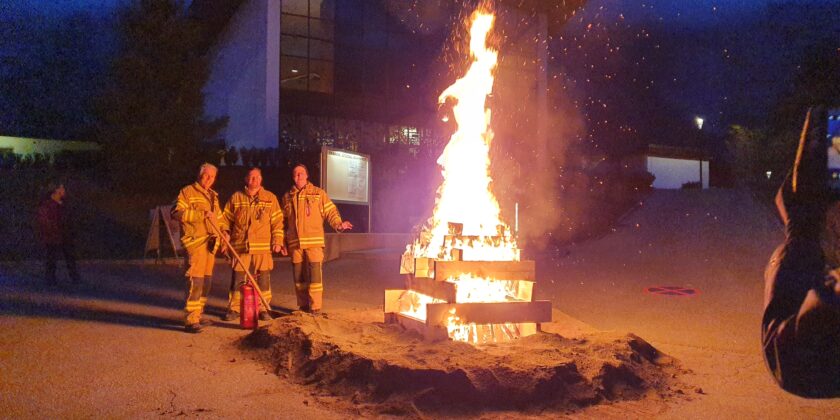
[387,223,551,344]
[384,5,551,345]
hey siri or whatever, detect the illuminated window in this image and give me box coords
[281,0,334,93]
[388,126,421,145]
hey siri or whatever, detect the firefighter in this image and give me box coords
[172,163,226,333]
[281,163,352,314]
[220,167,286,321]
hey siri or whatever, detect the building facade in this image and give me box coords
[194,0,578,156]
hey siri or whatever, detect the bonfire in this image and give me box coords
[385,4,552,345]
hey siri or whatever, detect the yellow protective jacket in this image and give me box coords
[171,182,224,252]
[220,187,284,255]
[281,183,343,249]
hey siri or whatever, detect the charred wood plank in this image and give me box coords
[394,313,449,341]
[407,277,457,302]
[414,257,434,278]
[399,253,414,274]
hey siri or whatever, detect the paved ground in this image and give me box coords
[2,188,840,418]
[0,262,343,418]
[537,189,840,417]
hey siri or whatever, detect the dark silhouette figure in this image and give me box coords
[35,182,80,284]
[763,107,840,397]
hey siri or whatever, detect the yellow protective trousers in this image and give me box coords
[291,247,324,311]
[227,254,273,314]
[183,245,216,325]
[184,276,212,326]
[184,242,216,278]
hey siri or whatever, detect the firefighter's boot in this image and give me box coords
[184,276,205,331]
[224,271,246,321]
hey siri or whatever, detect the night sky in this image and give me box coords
[552,0,838,155]
[604,0,774,27]
[3,0,123,17]
[6,0,775,21]
[1,0,836,147]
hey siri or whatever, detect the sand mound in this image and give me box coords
[242,310,689,416]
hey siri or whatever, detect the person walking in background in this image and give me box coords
[35,182,80,285]
[281,164,352,314]
[171,163,226,333]
[219,167,286,322]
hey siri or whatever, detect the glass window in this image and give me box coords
[281,35,308,57]
[309,0,335,20]
[281,14,309,37]
[282,0,308,16]
[281,56,309,91]
[279,0,335,94]
[387,126,421,145]
[309,18,334,40]
[309,39,334,60]
[309,59,334,93]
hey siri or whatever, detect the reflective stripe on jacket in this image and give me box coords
[221,188,284,255]
[281,183,342,249]
[172,182,223,251]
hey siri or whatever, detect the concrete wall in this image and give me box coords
[203,0,280,151]
[323,233,411,262]
[646,156,709,189]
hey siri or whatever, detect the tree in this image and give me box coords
[726,38,838,191]
[96,0,226,192]
[726,124,797,187]
[0,10,111,140]
[772,41,840,132]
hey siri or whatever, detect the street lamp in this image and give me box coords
[694,116,704,130]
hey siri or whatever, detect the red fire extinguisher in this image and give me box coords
[240,283,259,329]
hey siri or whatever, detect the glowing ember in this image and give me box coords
[447,309,535,344]
[397,290,445,321]
[447,274,533,303]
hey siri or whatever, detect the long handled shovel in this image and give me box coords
[206,217,281,319]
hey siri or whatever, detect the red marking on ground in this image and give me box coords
[644,286,699,297]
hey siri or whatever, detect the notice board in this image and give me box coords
[321,146,370,204]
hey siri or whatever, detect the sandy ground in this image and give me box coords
[1,188,839,418]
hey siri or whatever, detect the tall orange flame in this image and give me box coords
[410,6,517,262]
[397,5,536,345]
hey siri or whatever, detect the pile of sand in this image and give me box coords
[241,310,690,416]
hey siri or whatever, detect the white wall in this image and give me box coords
[646,156,709,189]
[0,136,99,156]
[203,0,280,151]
